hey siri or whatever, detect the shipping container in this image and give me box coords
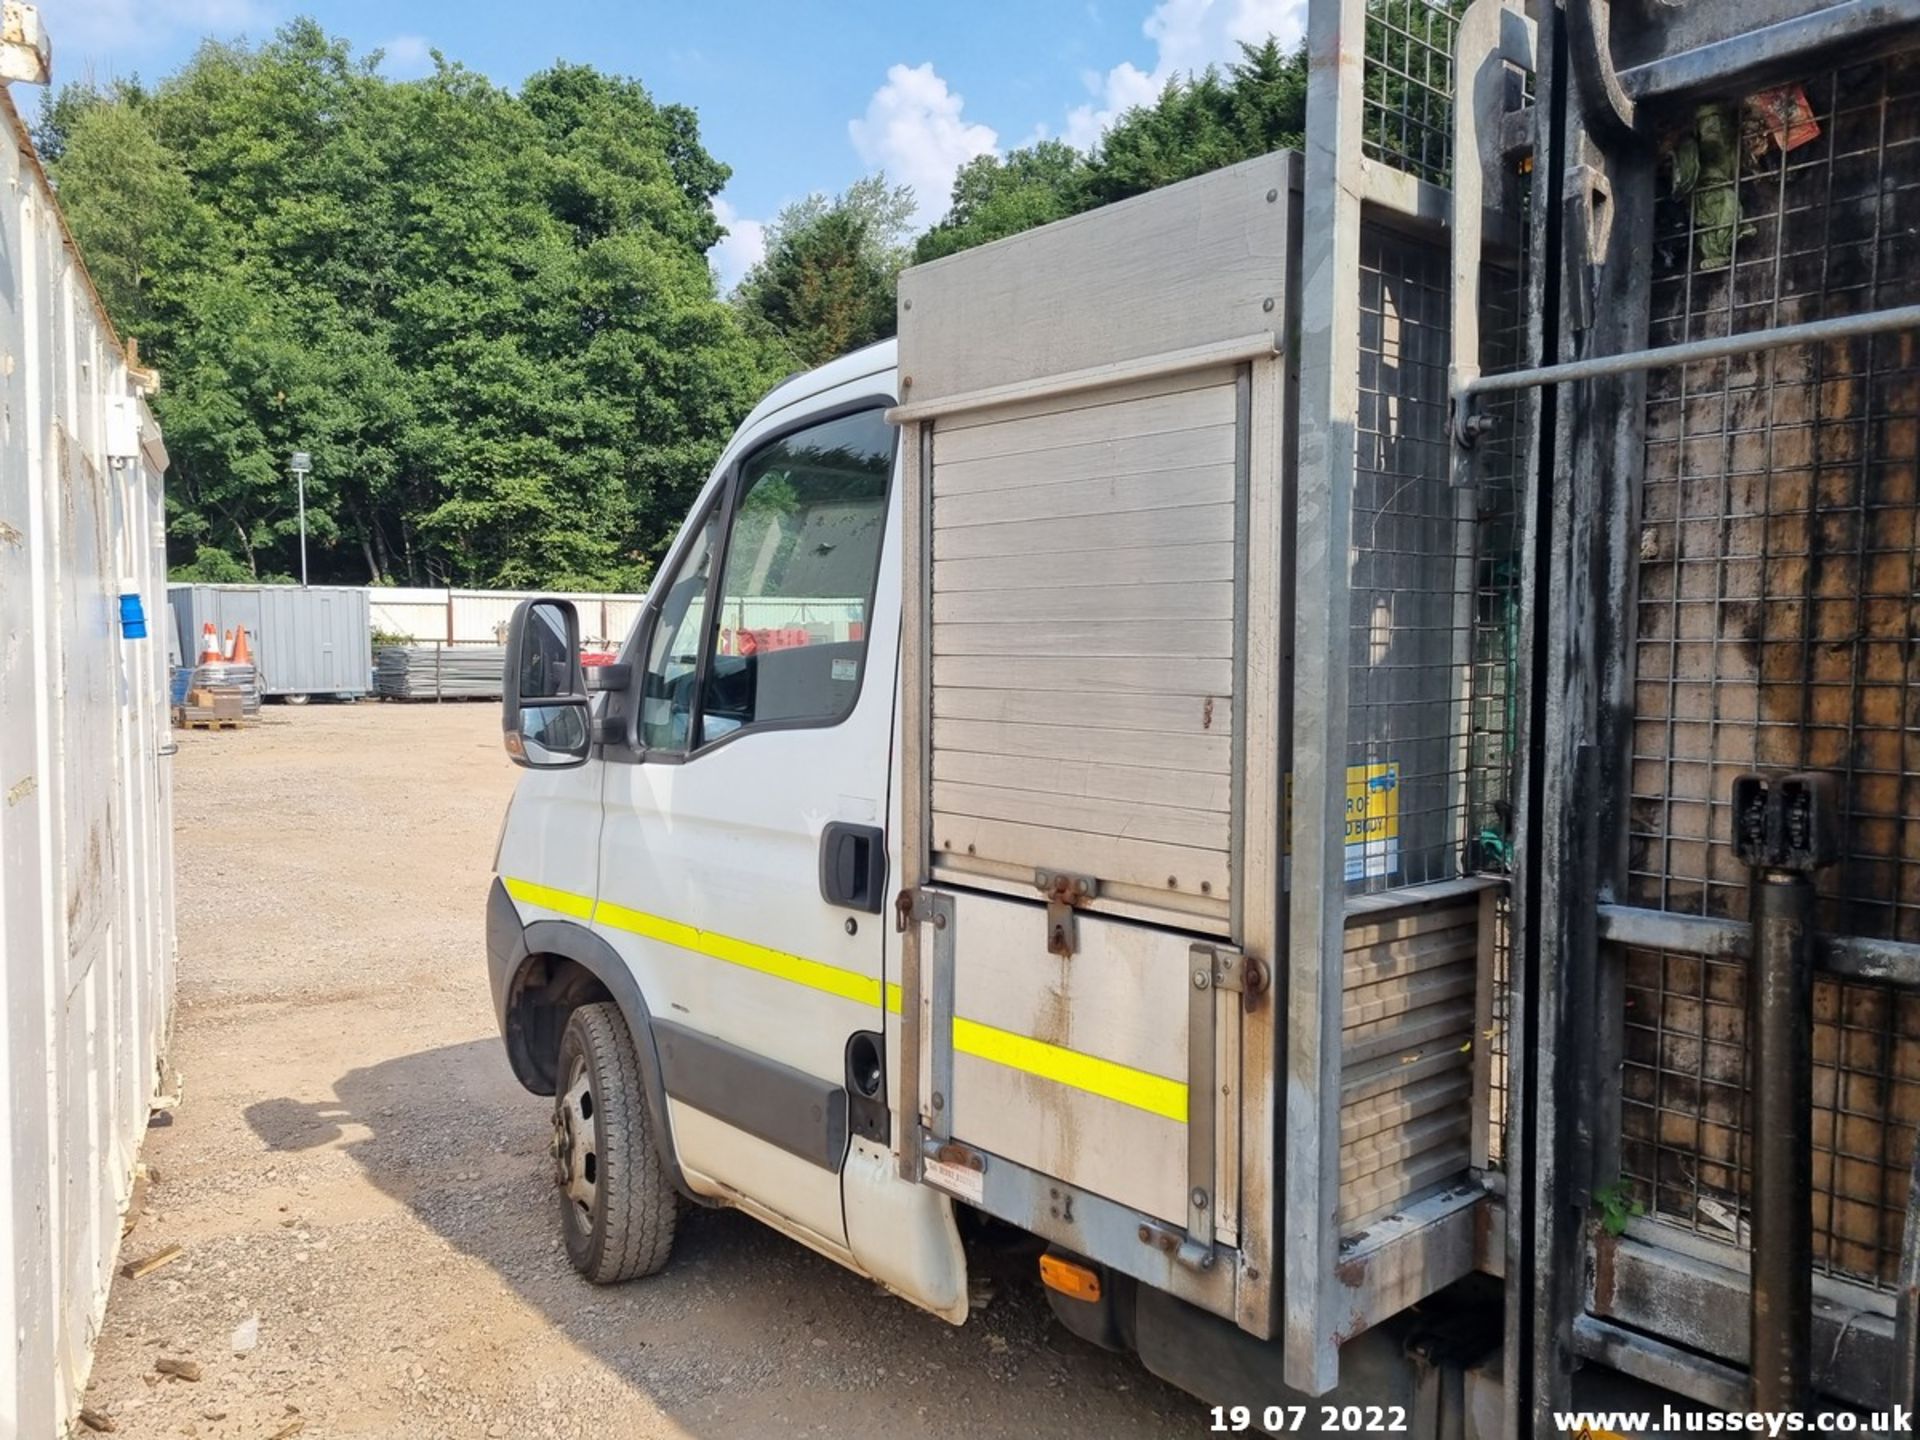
[0,70,177,1440]
[169,583,372,700]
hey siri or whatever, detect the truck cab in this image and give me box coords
[486,337,977,1312]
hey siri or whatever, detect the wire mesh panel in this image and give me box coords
[1348,227,1522,896]
[1629,55,1920,942]
[1349,225,1461,890]
[1620,56,1920,1294]
[1621,948,1920,1289]
[1363,0,1461,184]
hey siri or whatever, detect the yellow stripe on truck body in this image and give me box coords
[499,876,1187,1123]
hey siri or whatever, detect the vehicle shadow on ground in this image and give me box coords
[243,1038,1190,1439]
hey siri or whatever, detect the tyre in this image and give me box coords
[552,1002,678,1282]
[281,693,310,706]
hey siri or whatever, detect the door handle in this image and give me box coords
[819,823,887,914]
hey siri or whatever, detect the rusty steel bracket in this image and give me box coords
[1732,772,1840,873]
[1208,949,1269,1010]
[1034,868,1098,958]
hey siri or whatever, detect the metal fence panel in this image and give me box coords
[0,83,176,1438]
[1620,53,1920,1296]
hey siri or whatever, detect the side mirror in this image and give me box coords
[501,599,591,769]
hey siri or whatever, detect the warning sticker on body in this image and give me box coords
[1283,762,1403,882]
[1344,762,1400,881]
[923,1156,985,1205]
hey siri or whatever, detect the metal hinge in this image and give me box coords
[1034,869,1098,958]
[894,887,948,934]
[1191,944,1269,1009]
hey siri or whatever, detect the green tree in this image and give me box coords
[47,20,781,589]
[734,175,915,369]
[913,40,1308,262]
[914,141,1091,263]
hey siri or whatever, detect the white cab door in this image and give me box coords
[595,392,900,1257]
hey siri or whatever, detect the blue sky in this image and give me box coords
[50,0,1307,286]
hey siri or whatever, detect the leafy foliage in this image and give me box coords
[1591,1180,1646,1238]
[45,21,782,588]
[915,39,1309,262]
[737,40,1310,361]
[732,175,915,370]
[47,24,1317,587]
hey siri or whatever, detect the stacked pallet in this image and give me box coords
[374,645,506,701]
[174,687,245,731]
[182,661,260,714]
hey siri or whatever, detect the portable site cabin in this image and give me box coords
[169,583,372,700]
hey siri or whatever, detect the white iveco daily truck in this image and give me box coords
[488,149,1499,1422]
[494,0,1920,1427]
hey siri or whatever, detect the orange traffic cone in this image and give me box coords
[228,625,253,666]
[198,621,223,664]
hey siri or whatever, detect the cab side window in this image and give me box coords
[700,408,894,741]
[637,508,720,752]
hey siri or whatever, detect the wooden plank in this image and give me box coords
[895,150,1289,404]
[933,748,1233,813]
[932,503,1233,562]
[1340,1069,1473,1146]
[1342,1000,1475,1068]
[934,425,1238,498]
[1341,1109,1474,1187]
[1343,901,1480,952]
[1470,885,1501,1175]
[933,685,1233,737]
[932,654,1234,696]
[934,717,1230,773]
[1338,1141,1473,1227]
[934,461,1233,529]
[935,543,1234,593]
[934,385,1237,466]
[936,580,1235,625]
[1343,963,1478,1030]
[1342,924,1480,987]
[929,813,1231,898]
[1341,1046,1473,1112]
[933,618,1233,660]
[932,780,1228,852]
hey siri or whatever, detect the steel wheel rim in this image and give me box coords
[553,1052,598,1234]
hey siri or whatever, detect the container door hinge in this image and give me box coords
[1034,869,1098,958]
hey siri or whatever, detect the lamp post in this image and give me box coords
[290,451,312,586]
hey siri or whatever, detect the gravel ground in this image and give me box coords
[83,704,1198,1439]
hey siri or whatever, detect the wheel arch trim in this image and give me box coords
[490,878,696,1200]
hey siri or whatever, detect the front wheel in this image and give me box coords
[552,1002,678,1282]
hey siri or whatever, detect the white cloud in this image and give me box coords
[710,195,767,294]
[848,62,998,230]
[45,0,265,64]
[1063,0,1308,149]
[377,34,434,80]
